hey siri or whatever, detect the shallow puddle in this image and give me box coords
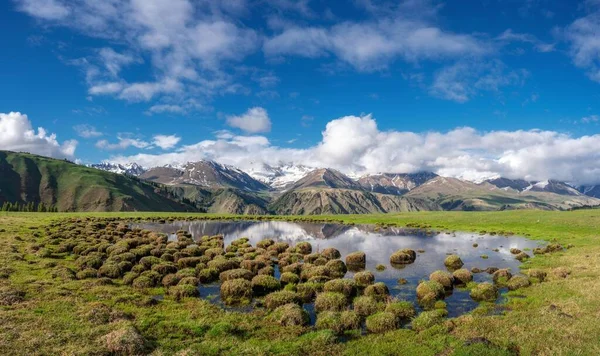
[134,220,543,321]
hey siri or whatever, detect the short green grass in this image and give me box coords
[1,210,600,355]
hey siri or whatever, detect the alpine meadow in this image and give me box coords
[2,1,600,355]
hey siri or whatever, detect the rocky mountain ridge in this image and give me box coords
[84,158,600,213]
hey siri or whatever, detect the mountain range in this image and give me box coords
[2,150,599,214]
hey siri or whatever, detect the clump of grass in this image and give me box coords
[515,252,530,262]
[296,282,323,303]
[97,263,122,279]
[219,268,254,282]
[300,265,330,282]
[492,269,513,286]
[161,273,180,287]
[256,239,274,249]
[364,282,390,302]
[385,301,416,320]
[345,251,366,266]
[365,312,399,333]
[280,272,300,285]
[353,295,382,318]
[316,311,361,334]
[151,263,177,276]
[354,271,375,287]
[295,242,312,255]
[257,265,275,276]
[470,282,498,302]
[220,278,253,305]
[269,303,310,327]
[443,254,463,269]
[375,264,386,271]
[197,268,219,283]
[265,290,301,310]
[251,275,281,296]
[452,268,473,285]
[416,281,444,305]
[525,268,547,282]
[315,292,348,312]
[325,259,348,279]
[0,287,25,306]
[281,262,303,275]
[389,249,416,265]
[169,284,199,301]
[132,276,154,289]
[411,309,447,332]
[101,324,149,355]
[323,279,356,299]
[178,276,200,286]
[321,247,341,260]
[207,258,239,273]
[507,275,531,290]
[76,268,98,280]
[429,270,454,290]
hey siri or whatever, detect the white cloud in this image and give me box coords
[108,113,600,186]
[430,59,528,102]
[153,135,181,150]
[96,134,150,151]
[145,105,186,115]
[496,29,555,53]
[0,112,77,158]
[16,0,259,109]
[582,115,600,123]
[73,124,103,138]
[564,12,600,82]
[226,107,272,133]
[98,48,140,76]
[264,19,489,71]
[17,0,70,20]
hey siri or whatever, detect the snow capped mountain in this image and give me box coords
[90,162,146,176]
[139,160,270,191]
[243,162,315,191]
[358,172,438,195]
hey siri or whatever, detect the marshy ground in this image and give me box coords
[1,210,599,355]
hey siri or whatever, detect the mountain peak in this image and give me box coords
[289,168,362,191]
[358,171,437,195]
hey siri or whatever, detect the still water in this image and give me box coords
[134,220,543,320]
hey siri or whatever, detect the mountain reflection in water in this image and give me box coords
[134,220,543,318]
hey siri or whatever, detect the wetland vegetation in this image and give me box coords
[1,210,599,355]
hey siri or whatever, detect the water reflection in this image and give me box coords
[134,220,543,319]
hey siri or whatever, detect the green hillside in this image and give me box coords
[0,151,195,212]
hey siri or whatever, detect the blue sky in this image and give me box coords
[2,0,600,184]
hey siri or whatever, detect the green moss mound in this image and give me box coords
[269,303,310,327]
[365,312,399,333]
[220,278,253,305]
[470,282,498,302]
[315,292,348,312]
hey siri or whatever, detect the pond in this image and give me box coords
[133,220,543,324]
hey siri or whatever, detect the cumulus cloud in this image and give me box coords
[0,112,77,158]
[152,135,181,150]
[108,113,600,186]
[226,107,272,133]
[73,124,103,138]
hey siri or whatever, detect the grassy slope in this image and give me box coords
[1,210,600,355]
[0,151,193,212]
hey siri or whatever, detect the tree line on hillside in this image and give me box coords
[1,201,59,212]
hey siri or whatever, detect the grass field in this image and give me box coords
[1,210,599,355]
